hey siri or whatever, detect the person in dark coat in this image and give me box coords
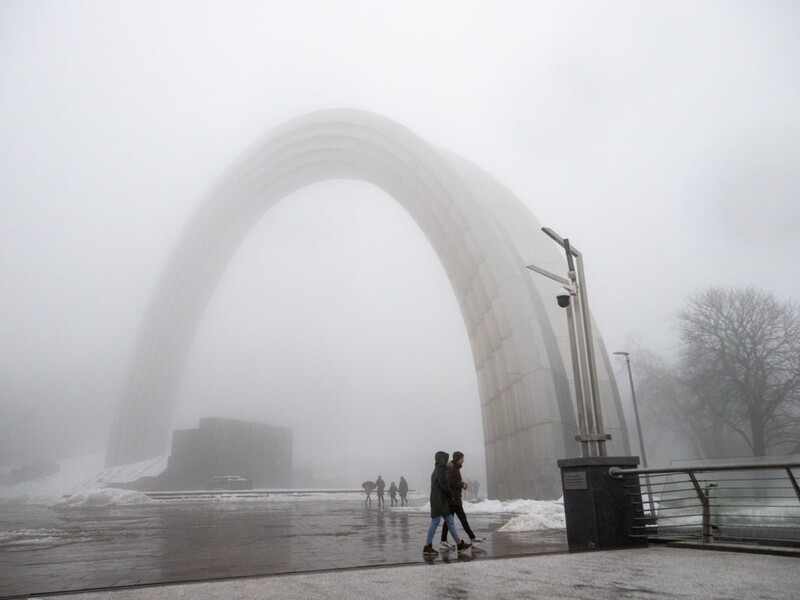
[388,481,398,506]
[423,451,471,555]
[375,475,386,508]
[398,476,409,506]
[440,451,486,548]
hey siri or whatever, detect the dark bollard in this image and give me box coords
[557,456,647,551]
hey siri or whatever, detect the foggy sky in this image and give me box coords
[2,1,799,483]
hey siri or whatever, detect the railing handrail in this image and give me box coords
[613,461,800,546]
[609,461,800,478]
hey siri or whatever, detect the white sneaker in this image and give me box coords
[471,537,486,544]
[439,541,456,551]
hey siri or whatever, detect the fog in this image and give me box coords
[2,1,799,486]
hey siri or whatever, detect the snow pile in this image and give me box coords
[416,497,566,531]
[95,455,168,486]
[467,498,563,515]
[498,499,566,531]
[0,451,166,506]
[0,451,105,505]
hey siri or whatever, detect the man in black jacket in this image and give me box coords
[423,451,472,555]
[440,451,486,549]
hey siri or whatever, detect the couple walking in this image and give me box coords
[423,450,485,556]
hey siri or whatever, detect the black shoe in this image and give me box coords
[423,544,438,556]
[456,540,472,552]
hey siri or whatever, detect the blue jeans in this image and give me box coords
[426,514,460,545]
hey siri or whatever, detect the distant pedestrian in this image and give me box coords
[440,452,485,548]
[423,451,471,556]
[362,480,375,506]
[375,475,386,508]
[398,476,409,506]
[389,481,398,506]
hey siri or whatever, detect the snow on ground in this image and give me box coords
[100,455,168,485]
[0,451,162,507]
[55,488,156,508]
[417,497,566,531]
[466,498,563,515]
[0,528,94,547]
[497,499,566,531]
[0,452,566,530]
[467,498,566,532]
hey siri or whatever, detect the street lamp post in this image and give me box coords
[536,232,648,551]
[526,227,610,457]
[613,351,655,516]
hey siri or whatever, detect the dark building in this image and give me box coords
[129,418,292,491]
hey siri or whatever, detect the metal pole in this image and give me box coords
[565,297,590,457]
[529,228,611,456]
[614,351,654,516]
[574,253,606,455]
[570,279,598,455]
[564,239,597,456]
[550,231,607,456]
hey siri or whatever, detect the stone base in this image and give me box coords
[557,456,647,551]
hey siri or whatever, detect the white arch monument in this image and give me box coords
[107,109,630,499]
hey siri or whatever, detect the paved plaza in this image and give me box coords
[5,496,799,600]
[1,496,565,598]
[28,546,800,600]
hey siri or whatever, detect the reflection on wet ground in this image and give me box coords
[0,498,567,598]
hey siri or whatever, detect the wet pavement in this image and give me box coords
[0,495,567,598]
[37,545,800,600]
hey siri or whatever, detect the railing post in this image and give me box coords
[688,473,713,544]
[787,467,800,502]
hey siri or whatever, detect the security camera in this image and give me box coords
[556,292,571,308]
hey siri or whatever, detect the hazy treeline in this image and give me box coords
[622,286,800,466]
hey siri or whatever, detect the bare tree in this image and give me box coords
[630,345,730,462]
[675,287,800,456]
